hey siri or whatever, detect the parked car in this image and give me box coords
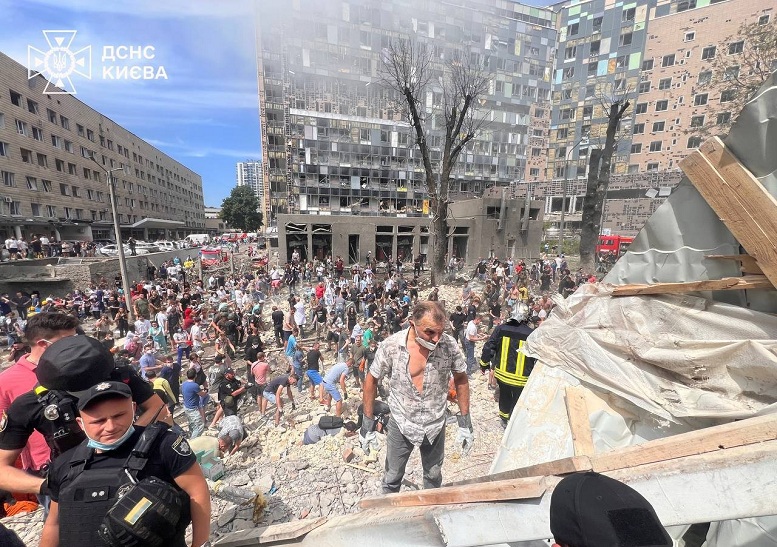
[98,244,152,256]
[155,241,178,251]
[97,244,128,256]
[133,241,161,253]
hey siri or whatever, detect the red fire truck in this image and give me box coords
[596,234,634,259]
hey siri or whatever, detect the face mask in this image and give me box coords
[412,323,438,352]
[86,425,135,451]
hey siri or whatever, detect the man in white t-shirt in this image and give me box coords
[190,318,204,351]
[464,315,487,375]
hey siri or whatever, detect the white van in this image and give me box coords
[184,234,211,246]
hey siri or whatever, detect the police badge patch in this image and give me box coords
[172,436,192,456]
[0,411,7,432]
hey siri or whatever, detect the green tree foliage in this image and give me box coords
[219,186,263,232]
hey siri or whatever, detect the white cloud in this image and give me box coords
[144,139,260,160]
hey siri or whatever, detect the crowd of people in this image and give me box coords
[0,243,677,547]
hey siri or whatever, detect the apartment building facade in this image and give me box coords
[629,0,774,172]
[544,0,771,236]
[0,52,205,243]
[256,0,558,227]
[236,160,265,211]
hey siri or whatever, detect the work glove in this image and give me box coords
[456,413,475,452]
[359,413,379,455]
[479,360,490,373]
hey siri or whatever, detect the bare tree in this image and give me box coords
[692,19,777,138]
[579,98,631,274]
[381,38,490,284]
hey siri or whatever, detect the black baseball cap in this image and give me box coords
[36,335,115,391]
[550,472,672,547]
[76,381,132,410]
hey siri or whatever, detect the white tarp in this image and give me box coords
[523,283,777,422]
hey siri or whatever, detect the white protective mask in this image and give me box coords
[412,323,438,352]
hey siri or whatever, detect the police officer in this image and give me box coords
[479,302,537,427]
[40,381,211,547]
[217,368,246,418]
[0,336,170,497]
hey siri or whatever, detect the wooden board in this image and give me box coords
[358,476,546,510]
[679,137,777,290]
[592,413,777,473]
[565,387,595,457]
[612,275,773,296]
[445,455,592,487]
[213,517,327,546]
[705,254,762,275]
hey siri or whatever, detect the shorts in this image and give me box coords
[199,394,210,408]
[306,370,323,386]
[249,383,267,397]
[323,382,342,402]
[271,280,281,288]
[262,390,277,405]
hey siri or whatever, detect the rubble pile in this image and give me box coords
[3,283,508,546]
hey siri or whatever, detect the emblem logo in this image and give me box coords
[95,382,112,391]
[28,30,92,95]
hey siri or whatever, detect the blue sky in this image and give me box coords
[0,0,554,206]
[0,0,260,207]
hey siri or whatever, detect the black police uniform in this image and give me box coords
[480,319,536,425]
[0,369,154,461]
[47,426,195,546]
[218,377,244,415]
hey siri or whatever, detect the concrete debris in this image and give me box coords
[2,283,507,546]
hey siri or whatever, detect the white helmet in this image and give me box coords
[511,302,529,323]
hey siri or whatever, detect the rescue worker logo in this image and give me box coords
[95,382,111,391]
[0,411,7,432]
[172,436,191,456]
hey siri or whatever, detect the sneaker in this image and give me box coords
[276,425,286,433]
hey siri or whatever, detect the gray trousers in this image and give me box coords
[382,417,445,493]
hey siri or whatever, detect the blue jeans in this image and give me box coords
[185,407,204,438]
[293,363,305,392]
[463,339,476,375]
[177,345,191,368]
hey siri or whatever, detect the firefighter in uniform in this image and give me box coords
[0,336,170,497]
[40,381,211,547]
[479,303,536,427]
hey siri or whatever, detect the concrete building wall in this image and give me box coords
[278,197,544,266]
[0,52,205,243]
[0,248,194,296]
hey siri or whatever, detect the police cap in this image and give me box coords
[76,381,132,411]
[36,335,115,391]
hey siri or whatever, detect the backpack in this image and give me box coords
[318,416,344,430]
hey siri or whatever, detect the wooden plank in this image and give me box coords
[705,254,762,275]
[446,455,592,487]
[680,137,777,289]
[565,387,595,457]
[611,275,773,296]
[592,412,777,473]
[358,476,546,510]
[213,517,327,546]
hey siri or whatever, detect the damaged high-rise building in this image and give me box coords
[255,0,557,221]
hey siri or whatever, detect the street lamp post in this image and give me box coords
[558,135,589,253]
[90,156,134,321]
